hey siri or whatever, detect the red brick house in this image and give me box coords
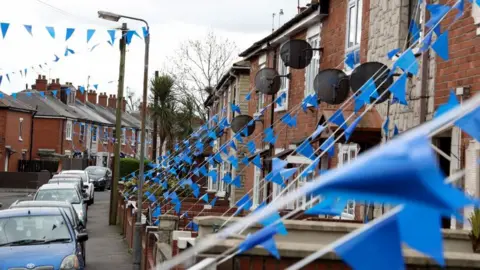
[0,91,34,172]
[237,0,383,221]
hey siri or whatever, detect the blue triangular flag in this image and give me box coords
[305,197,348,216]
[434,90,459,118]
[419,32,434,53]
[335,211,404,270]
[152,206,161,218]
[46,26,55,39]
[142,26,149,39]
[382,117,390,136]
[65,28,75,41]
[210,197,218,207]
[387,48,400,60]
[431,30,449,61]
[24,25,33,36]
[235,194,253,212]
[53,55,60,62]
[93,84,98,90]
[200,194,209,204]
[191,183,200,198]
[320,136,335,158]
[389,73,408,105]
[126,30,138,45]
[425,4,452,30]
[453,0,465,20]
[254,202,288,236]
[252,155,262,169]
[393,125,399,137]
[454,106,480,141]
[247,141,256,155]
[238,226,281,259]
[345,115,363,141]
[392,49,419,75]
[231,103,241,114]
[231,176,241,188]
[328,109,347,129]
[1,23,9,38]
[87,29,95,43]
[280,168,297,181]
[310,125,325,141]
[297,140,316,160]
[408,20,421,43]
[245,92,252,101]
[107,30,116,46]
[11,93,17,100]
[272,157,288,172]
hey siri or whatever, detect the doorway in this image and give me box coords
[436,137,452,229]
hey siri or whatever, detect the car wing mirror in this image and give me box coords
[76,232,89,242]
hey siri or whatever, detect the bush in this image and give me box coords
[119,158,151,179]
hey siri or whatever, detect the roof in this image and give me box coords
[0,207,63,218]
[16,90,79,119]
[0,91,35,112]
[11,200,72,208]
[239,2,326,58]
[215,60,251,91]
[85,101,134,128]
[38,183,78,190]
[74,101,114,126]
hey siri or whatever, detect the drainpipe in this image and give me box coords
[228,70,239,204]
[60,119,65,156]
[419,0,428,124]
[29,106,38,160]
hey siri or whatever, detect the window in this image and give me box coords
[103,127,108,144]
[345,0,362,72]
[91,126,97,142]
[18,118,24,141]
[131,129,136,146]
[275,51,289,111]
[305,25,321,97]
[80,124,85,141]
[252,166,262,207]
[256,53,267,113]
[121,128,126,145]
[208,164,219,191]
[217,162,229,196]
[338,143,360,219]
[66,120,73,141]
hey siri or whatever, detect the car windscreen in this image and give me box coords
[35,189,81,204]
[0,215,72,246]
[10,205,75,227]
[49,179,79,185]
[61,172,88,183]
[85,167,106,176]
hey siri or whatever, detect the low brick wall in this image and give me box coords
[0,171,50,189]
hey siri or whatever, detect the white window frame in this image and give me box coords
[337,143,360,219]
[80,124,86,141]
[256,54,267,114]
[19,118,24,141]
[92,126,98,143]
[207,164,219,192]
[131,129,136,146]
[275,51,289,112]
[103,127,108,144]
[305,24,321,98]
[217,162,228,197]
[345,0,363,73]
[121,128,126,145]
[252,165,262,208]
[66,120,73,141]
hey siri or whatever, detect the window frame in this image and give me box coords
[256,54,267,114]
[337,143,360,219]
[66,120,73,141]
[92,126,98,143]
[131,129,136,146]
[121,128,126,145]
[18,118,24,141]
[252,165,262,208]
[345,0,363,73]
[274,50,289,112]
[80,124,86,142]
[305,24,321,98]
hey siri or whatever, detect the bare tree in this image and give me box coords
[125,87,140,112]
[169,31,238,119]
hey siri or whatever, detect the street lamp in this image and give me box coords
[98,10,150,270]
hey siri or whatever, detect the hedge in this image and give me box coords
[119,158,151,179]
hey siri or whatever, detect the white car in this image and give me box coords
[59,170,95,205]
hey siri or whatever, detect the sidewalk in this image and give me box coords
[86,191,133,270]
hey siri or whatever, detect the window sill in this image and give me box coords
[66,138,72,141]
[216,191,226,198]
[206,189,217,194]
[274,107,287,112]
[18,137,23,142]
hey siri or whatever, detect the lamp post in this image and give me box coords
[98,11,150,270]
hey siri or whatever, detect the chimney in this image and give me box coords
[76,87,87,103]
[33,75,47,91]
[87,90,98,104]
[122,98,127,112]
[299,6,307,13]
[98,92,108,107]
[108,94,117,109]
[48,78,61,91]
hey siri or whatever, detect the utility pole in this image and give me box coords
[109,22,128,225]
[152,70,159,162]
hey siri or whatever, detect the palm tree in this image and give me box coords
[149,74,176,158]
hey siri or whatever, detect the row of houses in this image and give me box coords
[0,75,154,172]
[203,0,480,228]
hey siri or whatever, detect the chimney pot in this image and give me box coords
[37,75,41,79]
[51,79,55,84]
[55,78,59,84]
[42,75,46,80]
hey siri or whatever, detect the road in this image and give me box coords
[0,189,133,269]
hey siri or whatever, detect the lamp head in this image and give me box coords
[98,11,121,22]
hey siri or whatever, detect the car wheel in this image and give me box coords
[100,186,106,191]
[91,195,94,205]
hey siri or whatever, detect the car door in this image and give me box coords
[106,169,112,189]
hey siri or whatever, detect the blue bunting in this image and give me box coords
[241,156,250,166]
[87,29,95,43]
[235,194,253,215]
[231,103,241,114]
[245,91,251,101]
[247,141,256,155]
[431,30,449,61]
[310,125,325,141]
[65,28,75,41]
[391,49,419,75]
[208,170,218,183]
[228,140,237,151]
[107,29,116,46]
[252,155,262,169]
[408,20,421,43]
[419,32,433,53]
[434,90,459,118]
[393,125,399,137]
[272,158,288,172]
[425,4,452,30]
[24,25,32,36]
[305,197,348,216]
[335,210,404,270]
[231,176,241,188]
[210,197,218,207]
[222,173,232,184]
[328,109,348,129]
[387,48,400,60]
[345,115,363,141]
[142,26,149,39]
[0,23,9,39]
[254,202,288,235]
[388,73,408,105]
[45,26,55,39]
[238,225,281,259]
[297,140,316,160]
[455,106,480,141]
[191,183,200,198]
[320,136,335,158]
[382,117,389,136]
[453,0,465,20]
[280,168,297,181]
[227,155,239,169]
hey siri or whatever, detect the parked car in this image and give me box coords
[0,207,87,269]
[58,170,95,204]
[85,166,112,191]
[33,183,88,225]
[49,175,93,205]
[9,200,88,262]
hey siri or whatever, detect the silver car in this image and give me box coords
[33,183,88,225]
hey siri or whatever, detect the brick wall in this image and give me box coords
[435,0,480,107]
[3,110,32,171]
[32,118,63,158]
[0,110,6,171]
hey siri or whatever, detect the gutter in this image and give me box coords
[29,105,38,160]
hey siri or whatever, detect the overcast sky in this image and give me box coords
[0,0,309,97]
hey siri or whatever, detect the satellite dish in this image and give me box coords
[350,62,393,103]
[254,68,282,95]
[313,69,350,104]
[280,39,313,69]
[231,115,255,137]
